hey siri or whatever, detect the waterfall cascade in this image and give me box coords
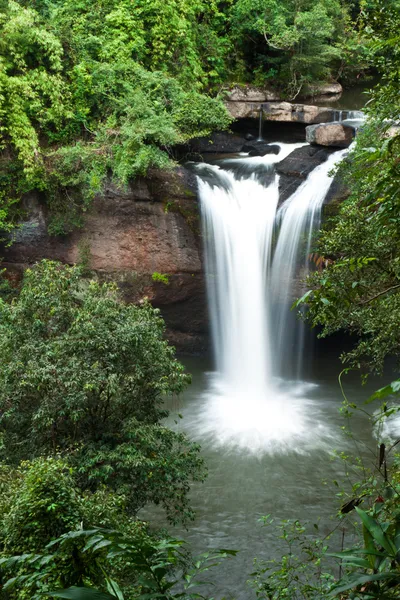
[193,142,349,453]
[270,148,349,379]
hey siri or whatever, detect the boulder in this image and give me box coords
[226,85,280,102]
[276,145,337,203]
[241,142,281,156]
[189,131,245,153]
[306,123,355,147]
[301,82,343,98]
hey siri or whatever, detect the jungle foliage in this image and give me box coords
[0,260,214,596]
[0,0,374,234]
[0,261,205,524]
[300,0,400,376]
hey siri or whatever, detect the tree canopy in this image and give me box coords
[0,0,374,234]
[0,261,205,523]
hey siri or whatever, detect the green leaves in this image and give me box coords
[355,507,397,557]
[1,527,235,600]
[43,589,116,600]
[0,261,204,523]
[0,0,232,235]
[366,379,400,403]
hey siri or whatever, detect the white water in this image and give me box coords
[270,148,349,378]
[334,109,366,130]
[194,143,351,453]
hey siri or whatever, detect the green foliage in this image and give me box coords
[0,0,381,234]
[1,458,81,555]
[229,0,365,96]
[0,527,236,600]
[0,0,232,234]
[297,0,400,374]
[152,272,170,285]
[0,260,205,522]
[0,1,67,183]
[249,517,334,599]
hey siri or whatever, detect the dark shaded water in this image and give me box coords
[312,80,377,110]
[141,348,394,599]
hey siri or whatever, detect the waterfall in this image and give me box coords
[270,148,349,379]
[198,144,304,398]
[257,106,264,141]
[193,143,348,453]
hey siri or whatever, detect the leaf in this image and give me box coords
[355,507,397,557]
[366,379,400,403]
[291,290,312,309]
[41,587,116,599]
[327,553,371,569]
[329,571,400,596]
[106,579,124,600]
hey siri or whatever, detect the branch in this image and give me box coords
[290,82,303,101]
[361,283,400,305]
[262,26,285,50]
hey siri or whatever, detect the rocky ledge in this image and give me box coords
[1,168,208,354]
[225,100,355,124]
[223,82,358,126]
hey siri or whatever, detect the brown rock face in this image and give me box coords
[1,168,209,353]
[306,123,355,147]
[226,85,280,102]
[224,101,340,124]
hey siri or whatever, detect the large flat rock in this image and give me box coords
[225,100,345,124]
[306,123,355,147]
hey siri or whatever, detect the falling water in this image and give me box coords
[257,106,264,141]
[197,144,303,396]
[270,148,350,379]
[191,143,345,453]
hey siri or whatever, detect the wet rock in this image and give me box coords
[306,123,355,147]
[241,142,281,156]
[188,131,245,154]
[277,145,337,203]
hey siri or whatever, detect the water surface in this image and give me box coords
[143,351,392,599]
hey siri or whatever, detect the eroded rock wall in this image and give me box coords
[2,168,208,353]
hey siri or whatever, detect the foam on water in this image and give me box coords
[182,375,338,455]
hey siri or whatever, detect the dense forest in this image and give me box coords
[1,0,400,598]
[0,0,375,234]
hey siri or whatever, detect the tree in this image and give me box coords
[0,260,205,522]
[0,0,232,234]
[229,0,355,95]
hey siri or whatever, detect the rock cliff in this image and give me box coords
[1,168,208,353]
